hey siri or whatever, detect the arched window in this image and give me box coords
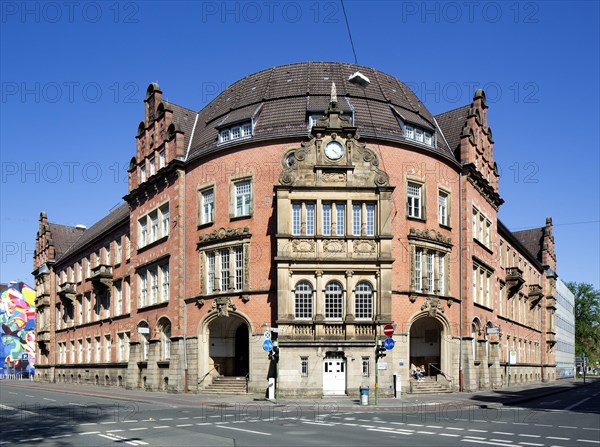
[137,321,149,361]
[294,281,313,319]
[355,281,373,319]
[325,281,343,319]
[157,318,171,361]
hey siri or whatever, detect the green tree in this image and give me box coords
[567,282,600,362]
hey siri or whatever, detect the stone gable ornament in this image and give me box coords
[210,296,236,317]
[421,297,444,317]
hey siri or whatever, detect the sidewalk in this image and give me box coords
[2,376,598,411]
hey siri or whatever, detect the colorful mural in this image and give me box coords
[0,282,35,376]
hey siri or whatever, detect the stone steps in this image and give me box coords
[409,377,452,394]
[203,376,248,394]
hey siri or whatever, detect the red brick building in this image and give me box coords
[33,62,557,395]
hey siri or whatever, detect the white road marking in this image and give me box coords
[489,439,514,443]
[67,402,84,406]
[153,426,171,429]
[176,424,193,427]
[0,403,36,415]
[367,428,411,435]
[79,423,97,426]
[464,436,487,440]
[439,433,460,437]
[448,427,465,431]
[123,420,138,423]
[469,429,488,433]
[565,396,593,411]
[79,431,100,435]
[533,424,551,427]
[25,395,34,398]
[303,421,334,426]
[129,427,148,431]
[583,428,600,431]
[177,417,190,420]
[518,434,540,438]
[417,430,436,435]
[518,443,543,446]
[107,429,125,433]
[42,398,56,402]
[427,425,443,429]
[100,421,116,424]
[160,418,174,421]
[513,423,528,426]
[49,434,71,439]
[559,426,577,429]
[217,425,271,436]
[546,437,569,441]
[462,440,517,446]
[493,432,515,436]
[19,438,43,442]
[576,440,600,444]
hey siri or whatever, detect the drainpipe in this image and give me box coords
[458,170,464,392]
[182,113,199,393]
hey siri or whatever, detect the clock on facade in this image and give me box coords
[324,140,344,160]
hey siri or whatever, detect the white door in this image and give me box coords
[323,356,346,395]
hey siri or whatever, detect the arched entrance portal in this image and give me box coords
[207,315,249,377]
[409,316,442,377]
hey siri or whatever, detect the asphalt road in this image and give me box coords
[1,380,599,446]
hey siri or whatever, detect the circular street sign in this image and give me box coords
[262,340,273,352]
[384,338,395,350]
[264,331,271,339]
[383,324,394,337]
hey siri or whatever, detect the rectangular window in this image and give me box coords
[86,337,92,363]
[415,128,423,142]
[115,239,122,264]
[231,126,241,140]
[415,248,423,292]
[292,203,301,235]
[336,203,345,235]
[473,266,478,304]
[366,204,375,236]
[115,282,122,316]
[404,125,414,139]
[159,150,166,169]
[353,203,361,236]
[105,335,111,363]
[125,278,131,313]
[407,182,422,219]
[95,336,101,363]
[235,180,251,216]
[150,211,159,242]
[161,206,169,238]
[424,132,432,146]
[220,129,230,142]
[301,357,308,377]
[161,264,169,302]
[149,156,155,176]
[118,333,126,362]
[207,252,216,293]
[150,268,158,305]
[241,123,252,137]
[140,273,148,307]
[438,191,448,226]
[322,203,331,236]
[499,241,504,267]
[472,208,478,237]
[426,251,434,292]
[140,165,146,182]
[139,219,148,247]
[485,220,491,247]
[234,247,244,291]
[362,357,370,377]
[486,272,491,308]
[438,254,445,295]
[306,203,315,236]
[221,249,230,291]
[201,188,215,224]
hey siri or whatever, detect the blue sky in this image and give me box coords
[1,1,599,289]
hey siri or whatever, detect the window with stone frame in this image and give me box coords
[292,202,316,236]
[294,281,313,320]
[472,262,493,308]
[438,190,449,226]
[407,181,424,219]
[137,260,170,307]
[354,281,374,319]
[325,281,343,320]
[199,234,250,295]
[138,203,170,248]
[231,178,252,218]
[410,243,450,295]
[199,187,215,225]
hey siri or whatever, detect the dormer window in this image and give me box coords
[404,124,434,147]
[308,114,324,130]
[218,121,253,144]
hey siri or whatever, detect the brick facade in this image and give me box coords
[33,63,557,395]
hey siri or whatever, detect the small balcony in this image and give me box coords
[37,330,50,342]
[506,267,525,296]
[528,284,543,303]
[36,295,50,307]
[91,263,113,290]
[57,281,76,303]
[546,296,556,309]
[546,331,556,344]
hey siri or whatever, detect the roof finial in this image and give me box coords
[330,82,337,107]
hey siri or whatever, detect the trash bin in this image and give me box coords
[359,386,369,406]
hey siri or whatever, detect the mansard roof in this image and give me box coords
[512,227,545,264]
[434,104,470,156]
[185,62,455,161]
[56,203,129,265]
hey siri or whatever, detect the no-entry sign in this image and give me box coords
[383,324,394,337]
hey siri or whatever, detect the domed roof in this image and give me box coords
[187,62,452,160]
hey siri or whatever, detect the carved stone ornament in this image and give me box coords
[409,293,418,303]
[421,297,444,317]
[409,228,452,245]
[321,171,346,182]
[292,239,315,253]
[210,297,237,317]
[196,298,205,308]
[323,239,346,253]
[198,226,250,245]
[353,239,376,253]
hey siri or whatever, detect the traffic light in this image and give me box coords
[375,342,386,360]
[270,346,280,362]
